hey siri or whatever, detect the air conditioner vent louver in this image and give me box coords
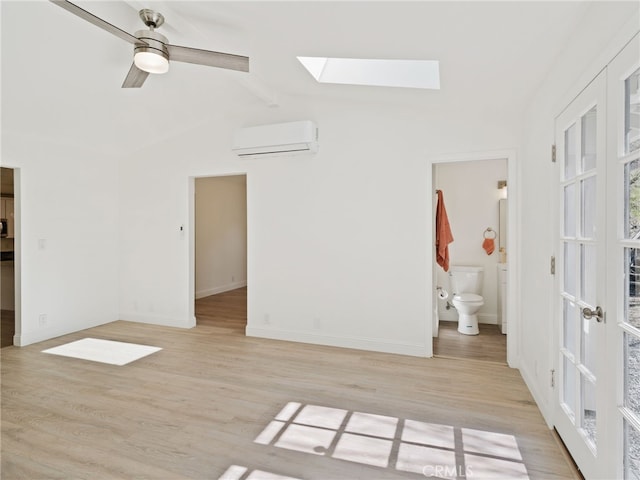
[232,120,318,157]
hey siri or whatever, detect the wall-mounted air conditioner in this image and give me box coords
[232,120,318,157]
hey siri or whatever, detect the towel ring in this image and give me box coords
[484,227,496,239]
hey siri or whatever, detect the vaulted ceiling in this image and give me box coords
[2,1,599,156]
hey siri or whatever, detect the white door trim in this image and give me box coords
[188,171,249,327]
[427,149,519,367]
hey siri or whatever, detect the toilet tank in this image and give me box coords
[449,266,484,294]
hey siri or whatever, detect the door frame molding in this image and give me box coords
[427,149,519,367]
[188,171,249,327]
[2,166,21,346]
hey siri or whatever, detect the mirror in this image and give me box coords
[499,199,507,251]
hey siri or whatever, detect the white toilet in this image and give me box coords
[449,266,484,335]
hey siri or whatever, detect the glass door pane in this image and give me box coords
[563,356,577,419]
[624,420,640,480]
[624,332,640,417]
[626,247,640,330]
[565,123,577,179]
[625,159,640,240]
[583,107,598,171]
[581,176,597,237]
[581,375,597,449]
[564,299,578,352]
[625,68,640,155]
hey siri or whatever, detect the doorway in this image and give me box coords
[432,158,507,363]
[192,174,248,332]
[429,150,518,366]
[1,167,16,348]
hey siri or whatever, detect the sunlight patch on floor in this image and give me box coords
[254,401,530,479]
[42,338,162,366]
[219,465,302,480]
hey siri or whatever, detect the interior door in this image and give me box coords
[555,70,608,478]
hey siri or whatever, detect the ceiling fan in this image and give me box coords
[50,0,249,88]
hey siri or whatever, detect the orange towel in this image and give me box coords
[436,190,454,272]
[483,238,495,255]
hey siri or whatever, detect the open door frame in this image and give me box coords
[427,150,519,367]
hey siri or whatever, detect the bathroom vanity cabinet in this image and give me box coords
[497,263,507,334]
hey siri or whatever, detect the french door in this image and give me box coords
[608,35,640,480]
[555,69,607,479]
[555,35,640,479]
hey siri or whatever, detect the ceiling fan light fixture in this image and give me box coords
[50,1,250,88]
[134,49,169,74]
[134,29,170,74]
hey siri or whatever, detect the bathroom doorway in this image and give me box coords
[430,152,517,365]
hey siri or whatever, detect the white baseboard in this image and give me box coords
[14,318,112,347]
[478,313,498,325]
[119,312,196,329]
[195,281,247,299]
[438,313,498,324]
[519,362,553,428]
[438,310,457,321]
[246,326,427,357]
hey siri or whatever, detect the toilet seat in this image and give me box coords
[453,293,483,302]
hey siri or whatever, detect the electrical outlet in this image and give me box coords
[39,314,47,327]
[263,313,270,325]
[313,317,321,329]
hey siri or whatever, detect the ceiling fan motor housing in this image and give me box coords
[134,29,170,63]
[138,9,165,29]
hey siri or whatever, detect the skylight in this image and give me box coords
[297,57,440,90]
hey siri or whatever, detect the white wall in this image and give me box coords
[1,133,119,345]
[435,159,507,324]
[518,2,639,423]
[117,92,517,356]
[195,176,247,298]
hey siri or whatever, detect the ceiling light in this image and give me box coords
[133,30,170,74]
[297,57,440,90]
[134,49,169,74]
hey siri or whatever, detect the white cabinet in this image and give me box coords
[497,263,507,334]
[1,198,14,238]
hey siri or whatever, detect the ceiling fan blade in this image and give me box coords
[167,44,249,72]
[49,0,145,46]
[122,63,149,88]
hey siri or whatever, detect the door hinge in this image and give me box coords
[551,369,555,388]
[551,144,557,163]
[550,256,556,275]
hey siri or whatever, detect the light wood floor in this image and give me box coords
[195,287,247,332]
[433,321,507,364]
[1,288,578,479]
